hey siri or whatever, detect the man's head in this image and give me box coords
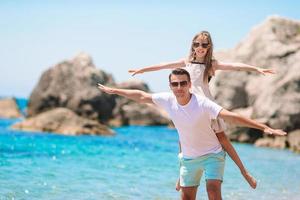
[169,68,191,99]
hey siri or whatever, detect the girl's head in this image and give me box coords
[188,31,214,82]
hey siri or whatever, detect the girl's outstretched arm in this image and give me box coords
[213,61,276,75]
[129,59,186,76]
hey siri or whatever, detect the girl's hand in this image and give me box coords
[256,68,276,75]
[97,83,115,94]
[128,69,144,76]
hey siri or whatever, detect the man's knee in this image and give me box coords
[181,186,198,200]
[206,180,221,199]
[207,183,219,193]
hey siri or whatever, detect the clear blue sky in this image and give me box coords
[1,0,299,97]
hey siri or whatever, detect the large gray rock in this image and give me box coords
[210,69,250,109]
[12,108,114,136]
[211,16,300,137]
[25,53,171,134]
[251,50,300,131]
[0,98,22,118]
[27,53,116,123]
[213,16,300,110]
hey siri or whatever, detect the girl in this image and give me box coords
[129,31,276,190]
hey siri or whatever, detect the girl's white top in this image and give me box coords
[185,63,214,100]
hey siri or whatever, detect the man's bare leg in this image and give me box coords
[216,132,257,189]
[176,178,181,191]
[181,186,198,200]
[176,141,182,191]
[206,180,222,200]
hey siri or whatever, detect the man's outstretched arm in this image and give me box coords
[218,109,287,136]
[97,83,153,104]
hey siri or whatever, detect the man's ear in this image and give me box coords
[188,81,192,89]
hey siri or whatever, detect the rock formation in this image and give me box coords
[211,16,300,151]
[12,108,114,136]
[0,98,22,118]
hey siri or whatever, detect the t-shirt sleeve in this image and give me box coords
[202,97,223,120]
[152,92,171,109]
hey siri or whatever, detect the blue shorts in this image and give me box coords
[179,151,226,187]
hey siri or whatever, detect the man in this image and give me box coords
[97,68,286,200]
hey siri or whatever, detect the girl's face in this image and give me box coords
[193,37,210,58]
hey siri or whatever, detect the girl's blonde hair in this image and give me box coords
[187,31,214,83]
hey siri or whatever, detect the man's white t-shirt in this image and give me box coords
[152,92,223,159]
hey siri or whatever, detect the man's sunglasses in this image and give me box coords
[170,81,188,87]
[193,42,210,49]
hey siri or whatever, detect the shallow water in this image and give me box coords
[1,118,299,200]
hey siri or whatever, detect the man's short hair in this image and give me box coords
[169,68,191,82]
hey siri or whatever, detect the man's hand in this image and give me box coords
[97,83,115,94]
[97,83,153,104]
[219,109,287,136]
[256,68,276,76]
[263,127,287,136]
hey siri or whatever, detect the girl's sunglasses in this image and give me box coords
[193,42,209,48]
[170,81,188,87]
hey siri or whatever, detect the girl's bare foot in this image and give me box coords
[241,170,257,189]
[175,178,181,191]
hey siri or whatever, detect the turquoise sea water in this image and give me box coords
[0,100,300,199]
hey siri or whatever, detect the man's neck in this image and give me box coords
[176,93,192,106]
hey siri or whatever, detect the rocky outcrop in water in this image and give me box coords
[27,53,116,123]
[212,16,300,151]
[13,53,170,135]
[0,98,22,118]
[12,108,114,136]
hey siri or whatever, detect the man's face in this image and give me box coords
[169,74,191,98]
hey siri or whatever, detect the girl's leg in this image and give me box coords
[216,131,257,189]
